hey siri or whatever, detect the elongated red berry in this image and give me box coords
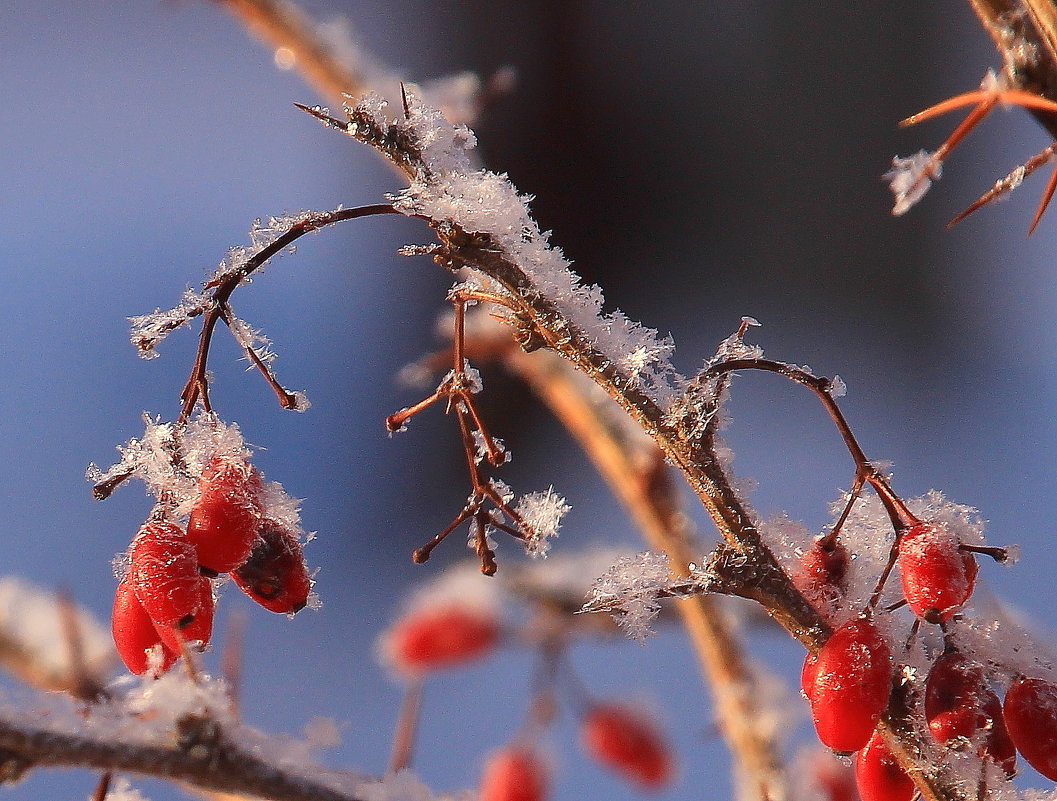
[111,576,176,675]
[897,523,978,623]
[1003,676,1057,780]
[580,703,672,790]
[855,731,915,801]
[796,535,850,609]
[383,605,499,674]
[186,456,262,573]
[129,520,206,628]
[479,748,547,801]
[807,616,893,753]
[924,650,1015,775]
[156,575,215,654]
[231,519,310,614]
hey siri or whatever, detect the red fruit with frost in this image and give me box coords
[111,576,176,675]
[186,456,263,573]
[797,536,849,609]
[581,704,672,790]
[156,574,215,654]
[231,518,310,614]
[385,605,498,674]
[806,616,892,753]
[924,649,1015,775]
[1003,676,1057,780]
[855,731,915,801]
[897,522,977,623]
[479,748,547,801]
[129,520,206,628]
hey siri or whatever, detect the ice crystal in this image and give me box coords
[128,289,210,359]
[885,149,940,216]
[514,487,570,558]
[584,551,674,642]
[101,778,150,801]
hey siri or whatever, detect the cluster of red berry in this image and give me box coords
[479,704,671,801]
[111,454,311,675]
[797,517,1057,798]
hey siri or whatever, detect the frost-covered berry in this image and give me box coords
[924,649,1015,775]
[186,456,263,573]
[479,748,547,801]
[854,731,915,801]
[897,522,977,623]
[1003,676,1057,780]
[111,576,176,675]
[231,518,310,614]
[796,535,849,610]
[580,703,672,790]
[382,605,499,674]
[806,616,892,753]
[129,520,207,628]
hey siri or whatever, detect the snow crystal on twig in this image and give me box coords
[582,551,675,642]
[128,289,210,359]
[885,150,941,216]
[101,777,151,801]
[514,487,570,558]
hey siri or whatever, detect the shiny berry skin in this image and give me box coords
[111,576,176,675]
[231,519,310,614]
[385,605,499,674]
[897,523,978,623]
[796,536,849,609]
[924,650,1015,775]
[580,704,672,789]
[128,520,206,628]
[479,748,547,801]
[186,456,262,573]
[156,574,215,653]
[854,731,915,801]
[1003,676,1057,780]
[806,616,893,753]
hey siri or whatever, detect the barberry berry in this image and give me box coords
[897,522,977,623]
[478,748,547,801]
[580,703,672,790]
[1003,675,1057,780]
[383,605,499,674]
[231,518,310,614]
[796,535,849,611]
[854,730,915,801]
[186,455,262,573]
[128,520,206,628]
[155,574,215,654]
[111,575,176,675]
[805,615,893,753]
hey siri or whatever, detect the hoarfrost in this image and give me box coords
[513,487,570,558]
[885,150,941,216]
[828,374,847,398]
[128,289,210,359]
[583,551,674,642]
[101,778,150,801]
[359,769,468,801]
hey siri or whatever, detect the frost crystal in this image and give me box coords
[102,778,151,801]
[885,150,941,216]
[584,552,674,642]
[128,289,210,359]
[514,487,570,558]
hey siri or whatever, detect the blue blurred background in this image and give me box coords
[3,2,1057,800]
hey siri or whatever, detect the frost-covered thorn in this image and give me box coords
[958,543,1011,564]
[293,102,349,131]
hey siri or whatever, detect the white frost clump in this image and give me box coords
[514,487,570,558]
[885,150,941,216]
[583,551,674,642]
[359,769,470,801]
[358,91,687,410]
[128,289,210,359]
[101,778,151,801]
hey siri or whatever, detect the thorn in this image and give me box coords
[400,83,411,120]
[1029,161,1057,234]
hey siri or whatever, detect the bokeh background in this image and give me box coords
[3,2,1057,800]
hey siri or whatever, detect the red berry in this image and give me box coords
[924,650,1015,775]
[897,523,978,623]
[384,605,499,674]
[111,576,176,675]
[156,574,215,654]
[806,750,858,801]
[796,536,849,609]
[580,703,672,790]
[231,519,310,614]
[807,616,892,753]
[479,748,547,801]
[129,520,207,628]
[1003,676,1057,780]
[854,731,915,801]
[186,456,262,573]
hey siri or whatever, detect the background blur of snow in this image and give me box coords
[3,2,1057,799]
